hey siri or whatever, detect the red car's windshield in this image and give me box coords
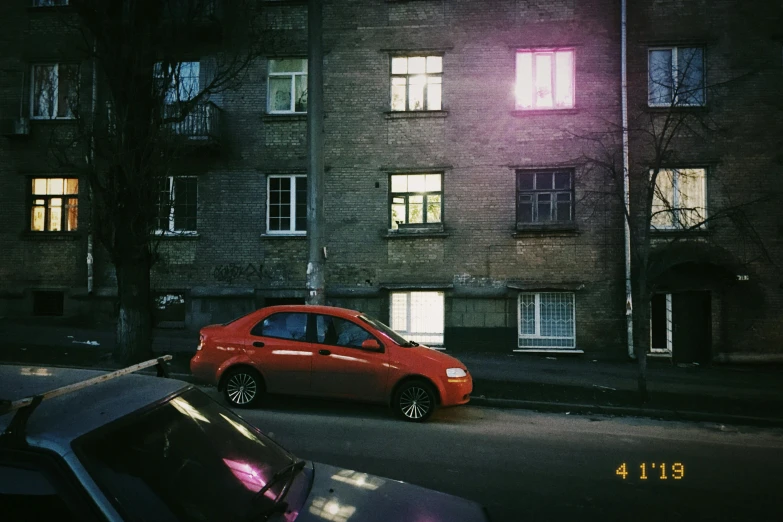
[74,389,298,522]
[359,314,413,346]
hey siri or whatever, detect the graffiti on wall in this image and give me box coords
[212,263,264,284]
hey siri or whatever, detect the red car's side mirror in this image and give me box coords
[361,339,382,351]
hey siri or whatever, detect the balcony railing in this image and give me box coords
[163,101,222,143]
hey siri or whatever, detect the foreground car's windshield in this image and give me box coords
[75,388,297,522]
[358,314,413,346]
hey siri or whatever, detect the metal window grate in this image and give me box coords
[518,292,575,348]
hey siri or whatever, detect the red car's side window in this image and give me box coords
[315,314,374,348]
[250,312,308,341]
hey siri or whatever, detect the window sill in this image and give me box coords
[261,233,307,239]
[511,108,579,116]
[22,231,82,240]
[650,227,709,237]
[384,227,449,239]
[152,232,201,240]
[262,113,307,122]
[30,117,77,122]
[513,225,580,237]
[646,105,708,114]
[384,110,448,120]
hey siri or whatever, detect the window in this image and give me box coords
[33,291,64,316]
[30,178,78,232]
[516,170,573,226]
[515,49,574,110]
[650,293,673,354]
[391,56,442,111]
[315,315,374,348]
[31,0,69,6]
[31,64,79,119]
[518,293,575,349]
[390,173,442,229]
[155,61,200,104]
[267,59,307,113]
[390,291,445,346]
[156,176,197,234]
[267,175,307,234]
[648,47,705,106]
[250,312,308,341]
[651,168,707,229]
[0,465,78,521]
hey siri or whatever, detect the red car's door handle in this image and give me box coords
[318,349,331,356]
[253,341,265,348]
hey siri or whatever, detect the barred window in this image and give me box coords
[30,178,79,232]
[518,293,575,349]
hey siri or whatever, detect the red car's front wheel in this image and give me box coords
[393,380,436,422]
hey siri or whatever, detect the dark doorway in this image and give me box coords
[672,291,712,364]
[33,291,64,316]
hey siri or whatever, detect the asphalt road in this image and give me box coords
[202,389,783,522]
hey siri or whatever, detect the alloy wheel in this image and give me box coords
[399,385,432,420]
[226,372,258,405]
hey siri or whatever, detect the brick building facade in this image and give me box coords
[1,0,780,361]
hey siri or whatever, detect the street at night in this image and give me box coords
[212,391,783,522]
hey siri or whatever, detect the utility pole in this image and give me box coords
[306,0,326,305]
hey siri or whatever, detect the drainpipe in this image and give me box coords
[87,39,97,295]
[621,0,634,358]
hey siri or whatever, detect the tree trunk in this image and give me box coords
[114,257,153,365]
[632,266,652,403]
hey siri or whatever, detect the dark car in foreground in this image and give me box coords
[0,359,490,521]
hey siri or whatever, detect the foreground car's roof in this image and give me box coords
[0,365,188,454]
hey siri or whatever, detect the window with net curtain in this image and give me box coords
[515,49,574,110]
[650,168,707,229]
[648,47,705,106]
[390,291,445,346]
[268,59,307,113]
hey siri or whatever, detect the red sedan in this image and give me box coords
[190,305,472,421]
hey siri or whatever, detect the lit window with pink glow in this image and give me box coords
[515,49,574,110]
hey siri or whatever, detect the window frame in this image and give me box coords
[250,311,309,341]
[30,63,79,120]
[647,46,706,107]
[154,175,198,235]
[154,61,201,105]
[267,58,308,114]
[515,169,575,227]
[517,292,576,349]
[389,291,445,347]
[266,174,307,235]
[389,54,444,112]
[650,167,708,230]
[515,48,575,110]
[388,173,444,230]
[28,177,79,233]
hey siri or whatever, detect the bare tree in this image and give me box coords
[578,44,780,401]
[47,0,266,363]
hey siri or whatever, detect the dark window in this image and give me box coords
[156,177,197,233]
[33,291,64,316]
[648,47,705,107]
[152,293,186,326]
[315,315,374,348]
[267,175,307,234]
[74,389,293,522]
[250,312,307,340]
[0,465,79,522]
[31,64,79,119]
[30,178,79,232]
[516,170,573,226]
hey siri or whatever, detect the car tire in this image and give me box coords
[393,380,436,422]
[223,367,264,408]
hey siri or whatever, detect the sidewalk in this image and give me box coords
[2,318,782,427]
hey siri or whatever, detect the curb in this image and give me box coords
[468,396,783,428]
